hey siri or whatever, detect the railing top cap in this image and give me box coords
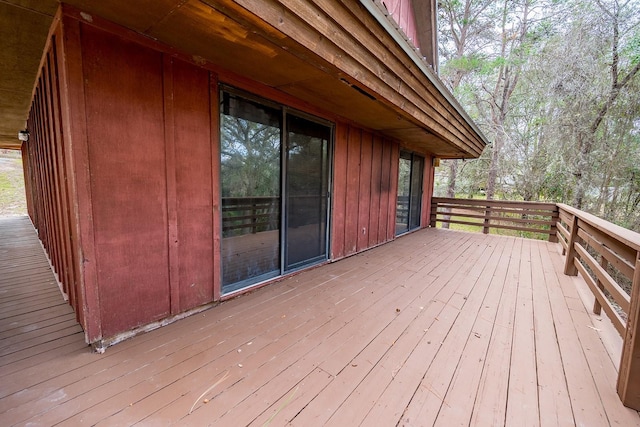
[557,204,640,252]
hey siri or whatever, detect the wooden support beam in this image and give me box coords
[617,252,640,410]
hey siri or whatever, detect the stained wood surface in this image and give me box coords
[1,216,639,426]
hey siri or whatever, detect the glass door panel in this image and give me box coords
[409,155,424,229]
[220,92,281,293]
[284,114,330,271]
[395,151,423,236]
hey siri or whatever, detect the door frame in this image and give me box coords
[219,86,334,295]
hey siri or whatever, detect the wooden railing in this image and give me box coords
[430,197,640,409]
[222,197,279,236]
[556,203,640,409]
[430,197,559,242]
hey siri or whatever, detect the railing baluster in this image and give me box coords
[593,256,609,315]
[563,214,579,276]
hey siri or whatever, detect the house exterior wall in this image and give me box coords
[24,10,436,344]
[23,28,84,331]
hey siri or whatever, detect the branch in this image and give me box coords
[591,60,640,134]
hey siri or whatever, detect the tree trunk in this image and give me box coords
[442,160,458,229]
[486,131,502,200]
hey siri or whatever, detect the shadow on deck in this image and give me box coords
[1,216,639,425]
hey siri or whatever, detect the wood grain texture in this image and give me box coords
[3,219,638,425]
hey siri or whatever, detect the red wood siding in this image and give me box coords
[422,154,435,227]
[331,123,400,260]
[330,123,349,259]
[170,59,214,311]
[24,27,80,327]
[23,11,434,343]
[382,0,419,47]
[81,25,171,337]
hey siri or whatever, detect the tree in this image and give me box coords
[571,0,640,209]
[437,0,496,225]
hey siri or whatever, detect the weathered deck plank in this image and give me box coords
[1,216,639,426]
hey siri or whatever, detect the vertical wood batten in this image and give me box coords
[44,49,68,296]
[54,24,84,324]
[618,252,640,410]
[51,34,78,309]
[49,41,73,304]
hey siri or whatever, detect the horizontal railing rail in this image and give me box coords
[430,197,559,242]
[555,203,640,409]
[430,197,640,409]
[222,196,279,235]
[557,203,639,335]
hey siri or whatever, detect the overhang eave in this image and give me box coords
[0,0,486,158]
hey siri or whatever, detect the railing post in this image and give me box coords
[430,199,437,227]
[563,214,579,276]
[617,252,640,410]
[548,205,559,243]
[482,205,490,234]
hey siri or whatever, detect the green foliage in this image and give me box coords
[0,156,27,216]
[442,55,485,74]
[623,32,640,66]
[438,0,640,232]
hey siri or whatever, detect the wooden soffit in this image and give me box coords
[1,0,487,157]
[0,1,58,150]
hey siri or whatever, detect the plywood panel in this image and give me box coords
[81,24,170,336]
[172,58,214,311]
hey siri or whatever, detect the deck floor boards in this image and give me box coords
[1,216,639,426]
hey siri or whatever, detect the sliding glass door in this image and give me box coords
[220,92,282,292]
[285,114,330,271]
[220,89,331,294]
[395,151,424,235]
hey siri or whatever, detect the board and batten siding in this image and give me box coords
[331,124,399,259]
[23,11,436,344]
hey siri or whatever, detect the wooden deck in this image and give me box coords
[1,216,639,426]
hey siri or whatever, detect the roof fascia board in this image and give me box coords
[359,0,490,148]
